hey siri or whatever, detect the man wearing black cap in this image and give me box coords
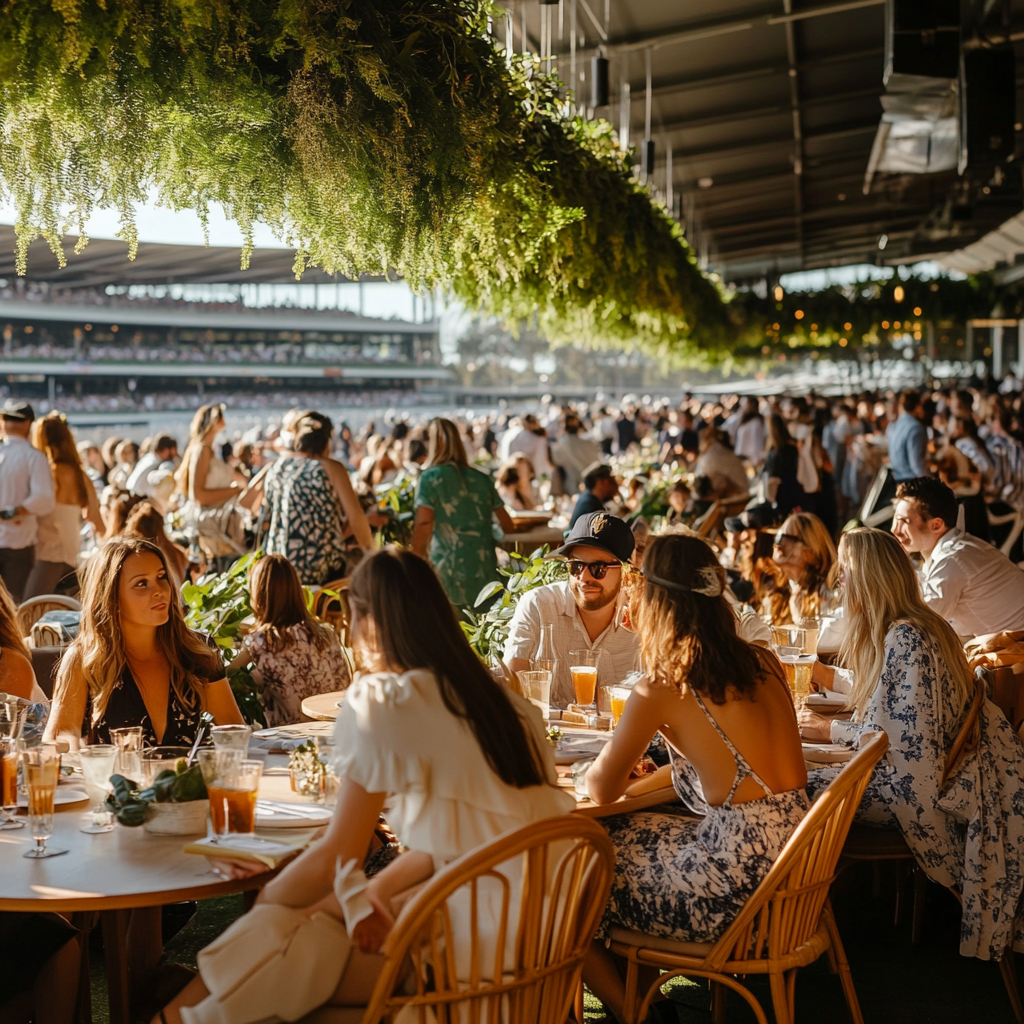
[0,401,55,601]
[504,511,638,707]
[569,462,620,527]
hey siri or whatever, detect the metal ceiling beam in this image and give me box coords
[781,0,805,262]
[666,119,878,162]
[605,0,884,55]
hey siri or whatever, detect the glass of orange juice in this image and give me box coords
[199,751,262,838]
[23,745,67,859]
[610,686,632,727]
[0,738,23,831]
[569,650,599,711]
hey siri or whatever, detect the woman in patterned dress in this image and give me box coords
[804,528,1024,960]
[258,413,373,585]
[582,533,809,1021]
[226,555,349,726]
[411,418,515,608]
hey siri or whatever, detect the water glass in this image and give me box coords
[78,744,117,834]
[141,746,193,788]
[23,745,67,858]
[211,724,252,758]
[110,726,144,781]
[518,670,551,719]
[568,650,599,710]
[0,737,23,830]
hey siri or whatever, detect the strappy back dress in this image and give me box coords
[597,689,809,944]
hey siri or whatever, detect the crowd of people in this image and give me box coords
[4,378,1024,1024]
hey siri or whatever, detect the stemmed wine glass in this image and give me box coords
[78,744,117,834]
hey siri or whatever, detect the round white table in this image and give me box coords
[300,691,346,721]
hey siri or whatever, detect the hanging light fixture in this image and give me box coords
[591,54,609,107]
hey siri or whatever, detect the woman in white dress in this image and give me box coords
[156,546,573,1024]
[24,412,102,597]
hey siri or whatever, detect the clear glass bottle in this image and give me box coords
[532,624,557,677]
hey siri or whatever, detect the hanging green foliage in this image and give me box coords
[730,272,1002,358]
[0,0,730,359]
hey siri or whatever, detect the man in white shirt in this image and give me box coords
[127,434,179,507]
[892,476,1024,638]
[498,414,552,477]
[0,401,55,601]
[504,512,638,707]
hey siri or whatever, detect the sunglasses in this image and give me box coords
[568,559,622,581]
[773,531,802,546]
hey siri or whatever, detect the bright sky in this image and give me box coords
[0,194,290,249]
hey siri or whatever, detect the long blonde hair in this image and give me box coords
[175,403,226,495]
[0,575,29,660]
[426,417,468,468]
[31,412,89,508]
[53,537,223,728]
[836,528,972,716]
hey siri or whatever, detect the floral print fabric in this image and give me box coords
[808,622,1024,960]
[415,464,503,607]
[246,623,349,728]
[262,457,347,585]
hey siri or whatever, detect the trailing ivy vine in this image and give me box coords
[0,0,730,359]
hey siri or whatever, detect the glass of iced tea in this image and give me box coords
[568,650,599,711]
[0,737,23,830]
[200,751,262,838]
[23,745,68,859]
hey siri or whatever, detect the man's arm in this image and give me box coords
[22,451,55,517]
[918,555,966,624]
[503,589,542,677]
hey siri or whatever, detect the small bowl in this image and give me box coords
[142,799,210,836]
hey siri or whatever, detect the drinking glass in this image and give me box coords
[23,746,68,858]
[211,725,252,758]
[609,686,632,727]
[568,650,599,711]
[141,746,193,787]
[778,653,817,701]
[110,726,143,781]
[0,737,23,830]
[518,670,551,720]
[199,750,262,838]
[78,744,117,834]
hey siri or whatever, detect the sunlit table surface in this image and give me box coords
[300,691,347,721]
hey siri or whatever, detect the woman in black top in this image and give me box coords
[46,537,243,750]
[764,413,806,520]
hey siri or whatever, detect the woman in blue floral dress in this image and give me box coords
[582,533,809,1021]
[411,418,515,608]
[805,528,1024,961]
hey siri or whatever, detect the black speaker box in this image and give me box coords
[962,46,1017,167]
[887,0,960,80]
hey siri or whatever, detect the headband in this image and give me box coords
[645,565,724,598]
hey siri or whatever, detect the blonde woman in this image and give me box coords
[768,510,837,623]
[411,418,515,607]
[582,533,807,1020]
[25,412,103,598]
[805,528,1024,960]
[45,537,243,749]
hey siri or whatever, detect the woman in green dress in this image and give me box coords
[411,419,515,608]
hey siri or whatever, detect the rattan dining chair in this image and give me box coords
[16,593,81,637]
[301,815,615,1024]
[313,579,352,648]
[839,671,1024,1023]
[607,730,889,1024]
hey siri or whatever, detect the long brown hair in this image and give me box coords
[249,554,335,654]
[53,538,223,728]
[0,575,29,659]
[31,412,89,508]
[836,528,973,716]
[348,548,545,788]
[637,533,767,704]
[782,511,836,616]
[175,402,226,495]
[425,417,468,469]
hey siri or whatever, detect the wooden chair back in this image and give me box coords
[701,731,889,974]
[361,815,615,1024]
[939,670,986,787]
[313,579,351,648]
[980,662,1024,735]
[17,595,81,638]
[695,502,722,538]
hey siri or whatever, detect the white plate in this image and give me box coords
[255,800,332,828]
[17,787,89,807]
[801,743,853,764]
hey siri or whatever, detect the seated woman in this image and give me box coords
[583,533,808,1021]
[768,511,837,624]
[225,555,349,727]
[157,547,573,1024]
[803,528,1024,960]
[0,578,45,702]
[45,537,244,749]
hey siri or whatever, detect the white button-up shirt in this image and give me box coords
[0,435,55,550]
[504,581,639,707]
[920,527,1024,638]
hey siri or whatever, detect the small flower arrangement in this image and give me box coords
[287,740,328,801]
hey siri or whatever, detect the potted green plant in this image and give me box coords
[106,760,210,836]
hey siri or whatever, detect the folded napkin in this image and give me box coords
[248,734,311,754]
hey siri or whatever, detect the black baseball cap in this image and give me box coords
[556,511,635,562]
[1,400,35,422]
